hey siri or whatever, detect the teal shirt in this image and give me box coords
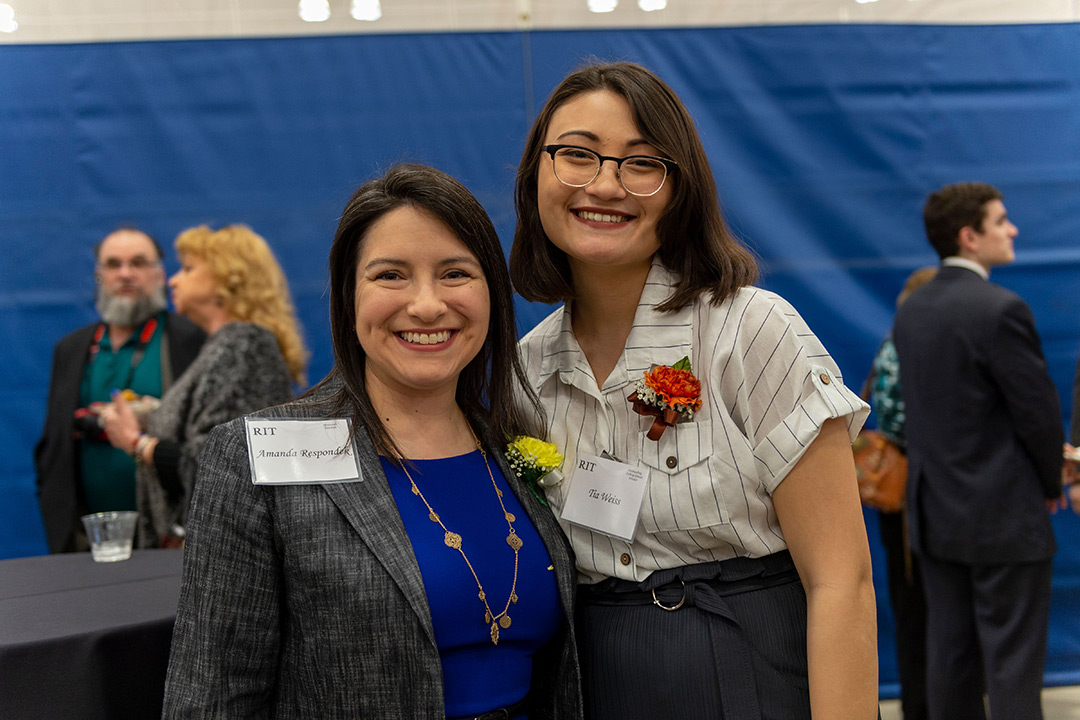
[868,336,906,448]
[78,312,166,513]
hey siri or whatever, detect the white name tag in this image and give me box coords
[559,452,648,542]
[244,418,362,485]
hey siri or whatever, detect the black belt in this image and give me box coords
[580,550,800,606]
[448,695,529,720]
[579,551,804,720]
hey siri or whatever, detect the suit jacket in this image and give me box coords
[893,265,1062,564]
[34,313,205,553]
[163,394,583,719]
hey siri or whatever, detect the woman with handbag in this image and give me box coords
[863,266,938,720]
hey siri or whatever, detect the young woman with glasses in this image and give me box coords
[512,62,878,719]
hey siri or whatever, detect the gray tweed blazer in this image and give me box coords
[163,393,582,719]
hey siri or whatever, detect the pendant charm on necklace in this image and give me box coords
[398,431,521,650]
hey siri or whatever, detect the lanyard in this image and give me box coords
[87,316,159,390]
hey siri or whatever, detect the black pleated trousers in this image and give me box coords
[575,554,811,720]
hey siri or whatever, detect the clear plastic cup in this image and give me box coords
[80,511,139,562]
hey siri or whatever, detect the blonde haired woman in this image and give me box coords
[103,224,307,547]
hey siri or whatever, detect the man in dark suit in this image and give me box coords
[893,182,1063,720]
[34,228,205,553]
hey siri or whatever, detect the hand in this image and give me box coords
[1047,494,1067,514]
[101,390,143,453]
[1064,444,1080,486]
[1061,444,1080,514]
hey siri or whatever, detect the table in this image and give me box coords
[0,549,183,720]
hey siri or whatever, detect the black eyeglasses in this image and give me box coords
[98,257,160,272]
[541,144,677,197]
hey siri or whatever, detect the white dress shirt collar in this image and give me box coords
[538,258,694,393]
[942,256,989,280]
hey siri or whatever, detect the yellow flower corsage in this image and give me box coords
[506,436,564,506]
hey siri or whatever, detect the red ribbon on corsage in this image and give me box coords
[627,356,703,441]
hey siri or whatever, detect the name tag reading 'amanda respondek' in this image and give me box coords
[244,418,362,485]
[560,452,648,542]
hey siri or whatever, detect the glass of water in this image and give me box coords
[80,511,139,562]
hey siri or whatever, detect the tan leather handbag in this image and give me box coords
[852,429,907,513]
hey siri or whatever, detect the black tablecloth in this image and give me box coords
[0,548,183,720]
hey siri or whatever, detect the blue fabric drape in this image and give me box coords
[3,23,1079,690]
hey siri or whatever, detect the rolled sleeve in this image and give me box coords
[720,292,868,494]
[753,364,868,493]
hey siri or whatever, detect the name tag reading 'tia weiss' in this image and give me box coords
[560,452,648,542]
[244,418,362,485]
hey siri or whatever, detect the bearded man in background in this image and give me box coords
[34,227,205,552]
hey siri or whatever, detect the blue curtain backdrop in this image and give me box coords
[2,23,1079,692]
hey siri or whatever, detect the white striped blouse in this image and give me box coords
[518,260,869,584]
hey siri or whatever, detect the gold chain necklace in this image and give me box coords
[396,428,522,645]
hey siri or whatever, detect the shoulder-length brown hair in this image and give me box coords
[315,164,540,459]
[511,61,758,312]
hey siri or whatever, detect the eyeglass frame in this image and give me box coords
[540,144,678,197]
[97,256,162,272]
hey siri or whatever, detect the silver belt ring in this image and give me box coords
[651,579,686,611]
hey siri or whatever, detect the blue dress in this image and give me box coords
[381,451,561,719]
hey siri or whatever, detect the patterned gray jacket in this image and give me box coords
[136,321,292,547]
[163,393,583,718]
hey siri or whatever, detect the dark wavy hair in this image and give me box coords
[511,61,758,312]
[922,182,1003,260]
[313,164,540,459]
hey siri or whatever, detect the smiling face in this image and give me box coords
[353,205,490,404]
[537,89,672,279]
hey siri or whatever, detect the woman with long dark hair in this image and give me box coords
[163,164,582,719]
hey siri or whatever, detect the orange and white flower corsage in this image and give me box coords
[627,356,703,441]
